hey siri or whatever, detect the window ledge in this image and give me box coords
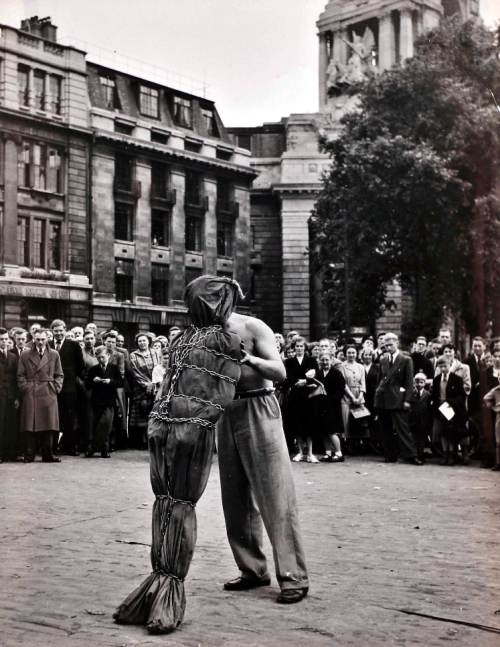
[19,187,64,198]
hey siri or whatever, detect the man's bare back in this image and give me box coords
[224,313,286,392]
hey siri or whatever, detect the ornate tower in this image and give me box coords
[317,0,481,111]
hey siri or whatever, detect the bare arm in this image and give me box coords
[241,319,286,384]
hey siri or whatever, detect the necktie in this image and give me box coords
[55,341,61,352]
[39,349,43,359]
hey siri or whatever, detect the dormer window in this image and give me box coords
[173,96,192,128]
[140,85,159,118]
[100,76,121,110]
[202,108,219,138]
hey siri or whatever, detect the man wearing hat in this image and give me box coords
[85,346,123,458]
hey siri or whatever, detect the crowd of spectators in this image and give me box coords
[275,329,500,470]
[0,320,181,462]
[0,320,499,472]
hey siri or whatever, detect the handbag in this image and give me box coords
[350,405,371,419]
[306,378,327,399]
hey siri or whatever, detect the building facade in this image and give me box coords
[0,17,92,329]
[229,0,481,341]
[0,17,256,343]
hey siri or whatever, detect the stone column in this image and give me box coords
[233,184,250,294]
[135,160,152,303]
[92,150,115,296]
[333,28,348,66]
[203,174,217,275]
[170,166,186,304]
[379,13,396,71]
[318,32,329,111]
[400,9,414,61]
[43,73,52,112]
[27,68,35,107]
[3,137,19,267]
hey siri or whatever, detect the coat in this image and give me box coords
[18,346,64,432]
[363,363,380,412]
[0,350,8,397]
[49,338,84,394]
[411,352,434,380]
[375,352,414,410]
[430,372,468,430]
[86,363,124,408]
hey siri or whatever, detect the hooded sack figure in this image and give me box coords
[114,275,243,635]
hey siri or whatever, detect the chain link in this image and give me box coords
[172,393,225,411]
[153,568,185,583]
[156,493,196,507]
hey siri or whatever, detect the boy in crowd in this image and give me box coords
[409,372,432,463]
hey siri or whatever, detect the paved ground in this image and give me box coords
[0,450,499,647]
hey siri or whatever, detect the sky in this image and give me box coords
[2,0,500,127]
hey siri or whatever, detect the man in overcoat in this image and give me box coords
[18,328,64,463]
[375,333,422,464]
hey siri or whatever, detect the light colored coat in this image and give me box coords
[18,346,64,432]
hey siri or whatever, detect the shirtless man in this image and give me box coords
[218,312,309,604]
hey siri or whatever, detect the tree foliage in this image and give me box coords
[311,19,500,341]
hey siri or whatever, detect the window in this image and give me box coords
[50,75,62,114]
[115,153,133,192]
[151,162,168,199]
[33,144,47,190]
[100,76,120,110]
[18,141,62,192]
[173,96,192,127]
[114,202,134,241]
[115,259,134,302]
[185,267,202,286]
[151,209,169,247]
[16,216,62,269]
[217,220,233,257]
[139,85,159,118]
[217,178,232,213]
[201,108,219,137]
[185,215,202,252]
[151,131,168,145]
[18,143,31,187]
[17,218,30,266]
[114,121,134,135]
[33,71,45,110]
[18,66,30,107]
[152,264,169,306]
[48,149,62,193]
[185,169,201,206]
[32,219,46,267]
[48,221,61,270]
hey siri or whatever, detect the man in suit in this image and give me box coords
[411,336,434,382]
[431,356,467,466]
[464,336,486,424]
[0,327,12,463]
[18,328,64,462]
[5,328,28,460]
[49,319,84,455]
[85,345,123,458]
[375,333,421,465]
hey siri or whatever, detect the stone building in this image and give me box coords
[0,16,256,343]
[87,63,256,345]
[229,0,481,341]
[0,17,92,329]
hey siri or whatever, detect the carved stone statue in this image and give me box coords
[326,27,376,95]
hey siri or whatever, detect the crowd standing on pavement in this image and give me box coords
[0,319,499,472]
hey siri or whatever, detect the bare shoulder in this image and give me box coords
[226,313,273,341]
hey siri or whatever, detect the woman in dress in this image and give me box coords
[338,344,367,448]
[129,333,161,449]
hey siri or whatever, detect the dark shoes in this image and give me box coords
[42,456,61,463]
[101,451,111,459]
[384,457,398,463]
[492,463,500,471]
[65,450,79,457]
[276,588,308,604]
[224,576,271,591]
[23,457,35,463]
[85,449,95,458]
[406,457,423,466]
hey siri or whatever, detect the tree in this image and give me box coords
[311,19,500,342]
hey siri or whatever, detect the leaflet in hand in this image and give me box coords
[439,402,455,421]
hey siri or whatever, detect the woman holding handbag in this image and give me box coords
[338,344,368,450]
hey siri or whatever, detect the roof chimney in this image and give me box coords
[20,16,58,42]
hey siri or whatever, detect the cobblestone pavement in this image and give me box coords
[0,450,499,647]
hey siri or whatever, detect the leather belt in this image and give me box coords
[233,387,275,400]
